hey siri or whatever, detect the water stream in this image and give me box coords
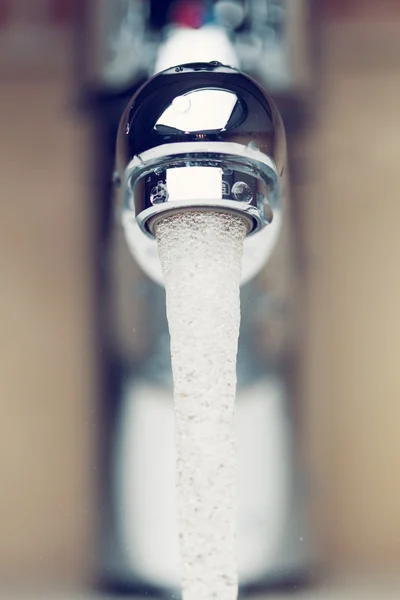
[155,211,247,600]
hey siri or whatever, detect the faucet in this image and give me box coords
[115,61,285,287]
[80,0,314,594]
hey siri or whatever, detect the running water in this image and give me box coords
[155,211,247,600]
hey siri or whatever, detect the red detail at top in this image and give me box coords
[170,0,205,29]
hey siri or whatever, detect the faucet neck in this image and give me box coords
[153,25,240,75]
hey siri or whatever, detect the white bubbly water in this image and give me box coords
[155,211,247,600]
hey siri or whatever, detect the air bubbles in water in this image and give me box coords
[155,211,247,600]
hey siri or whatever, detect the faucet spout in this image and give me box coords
[115,61,286,285]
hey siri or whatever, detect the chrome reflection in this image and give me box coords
[155,89,240,133]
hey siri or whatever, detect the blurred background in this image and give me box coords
[1,0,400,597]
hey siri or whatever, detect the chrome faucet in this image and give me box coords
[80,0,315,594]
[116,62,286,286]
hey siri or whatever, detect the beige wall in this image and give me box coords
[0,13,400,587]
[0,76,95,585]
[302,20,400,572]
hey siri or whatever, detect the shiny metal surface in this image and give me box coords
[116,62,286,176]
[125,142,277,237]
[115,62,285,249]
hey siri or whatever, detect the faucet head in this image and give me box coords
[115,62,286,283]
